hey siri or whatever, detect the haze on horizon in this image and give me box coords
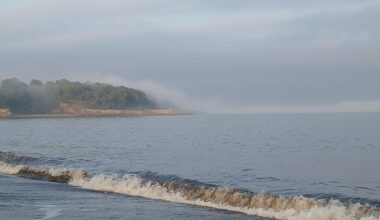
[0,0,379,113]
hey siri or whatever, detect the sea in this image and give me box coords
[0,113,379,220]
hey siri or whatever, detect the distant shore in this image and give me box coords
[6,112,183,119]
[0,103,191,119]
[0,108,11,118]
[1,111,186,119]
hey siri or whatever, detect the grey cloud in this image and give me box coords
[0,0,379,112]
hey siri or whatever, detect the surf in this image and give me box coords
[0,152,379,220]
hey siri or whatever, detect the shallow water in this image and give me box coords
[0,113,379,219]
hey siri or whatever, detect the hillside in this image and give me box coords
[0,78,161,116]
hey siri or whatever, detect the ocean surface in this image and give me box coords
[0,113,379,220]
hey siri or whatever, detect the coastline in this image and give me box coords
[0,108,11,118]
[0,103,195,119]
[1,111,187,120]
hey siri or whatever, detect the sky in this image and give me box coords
[0,0,379,113]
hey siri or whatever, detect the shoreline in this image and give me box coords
[1,109,192,119]
[0,103,194,119]
[5,114,183,119]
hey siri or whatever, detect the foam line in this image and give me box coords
[1,154,379,220]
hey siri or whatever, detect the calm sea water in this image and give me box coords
[0,113,379,220]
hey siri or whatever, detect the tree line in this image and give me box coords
[0,78,156,114]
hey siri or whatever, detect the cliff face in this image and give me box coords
[0,108,11,118]
[0,103,178,118]
[58,102,177,116]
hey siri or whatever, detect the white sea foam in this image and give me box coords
[0,161,24,174]
[0,161,86,182]
[1,159,379,220]
[69,174,380,220]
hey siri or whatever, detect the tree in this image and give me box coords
[0,78,157,114]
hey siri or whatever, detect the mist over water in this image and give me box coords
[1,1,379,219]
[1,113,380,219]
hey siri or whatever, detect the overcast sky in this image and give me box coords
[1,0,379,113]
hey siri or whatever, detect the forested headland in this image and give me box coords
[0,78,157,115]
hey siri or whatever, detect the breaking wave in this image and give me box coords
[0,152,379,220]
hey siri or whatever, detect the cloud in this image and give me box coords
[2,0,378,50]
[0,0,379,112]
